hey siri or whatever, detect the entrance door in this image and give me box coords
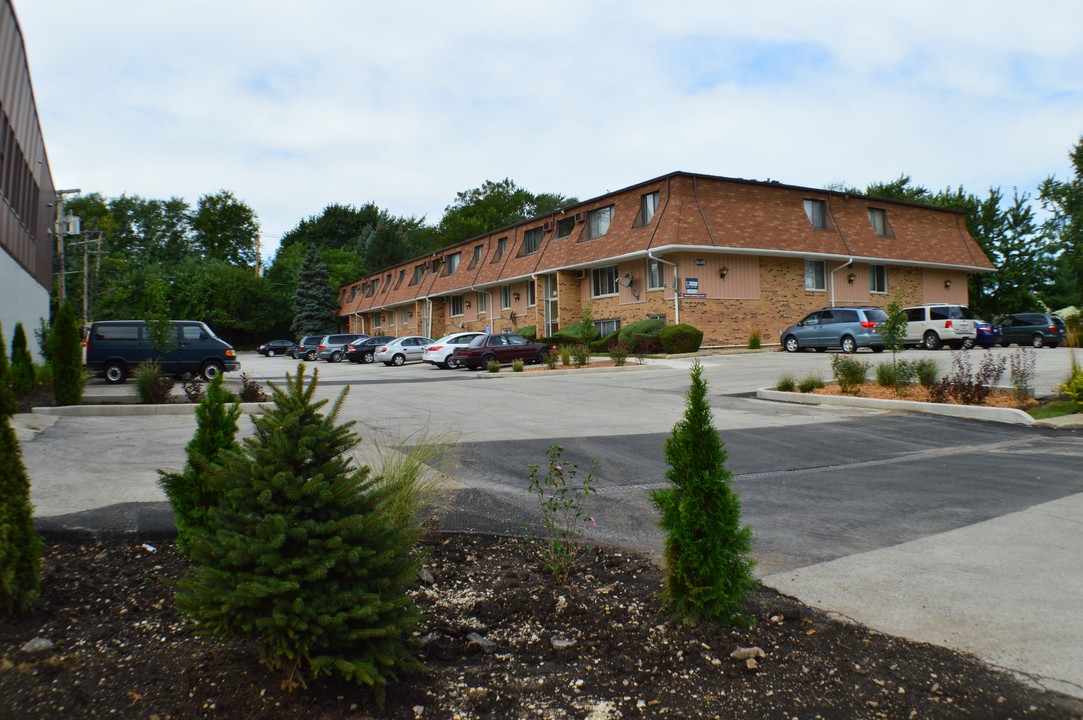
[543,274,559,337]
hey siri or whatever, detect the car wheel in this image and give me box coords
[305,351,317,361]
[840,336,857,354]
[536,349,549,364]
[1049,343,1059,349]
[962,337,974,350]
[923,331,942,351]
[482,354,497,367]
[1031,334,1044,348]
[383,361,393,366]
[267,349,276,357]
[871,346,884,353]
[446,355,460,369]
[201,360,224,382]
[330,351,342,362]
[1000,340,1011,348]
[391,354,405,366]
[363,352,374,364]
[783,336,800,353]
[104,361,128,384]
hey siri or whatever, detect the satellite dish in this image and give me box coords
[621,273,634,288]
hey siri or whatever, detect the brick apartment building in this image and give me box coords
[336,172,994,347]
[1,0,56,360]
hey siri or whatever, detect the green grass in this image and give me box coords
[1027,400,1080,420]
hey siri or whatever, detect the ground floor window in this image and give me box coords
[528,280,536,306]
[804,260,826,291]
[595,318,620,337]
[501,285,511,309]
[477,291,487,313]
[450,295,464,317]
[869,265,887,293]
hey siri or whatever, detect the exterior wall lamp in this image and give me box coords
[513,292,520,301]
[719,266,729,280]
[944,278,952,289]
[848,272,856,284]
[465,300,471,308]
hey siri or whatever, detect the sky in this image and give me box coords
[15,1,1083,265]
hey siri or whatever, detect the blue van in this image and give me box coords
[84,320,240,384]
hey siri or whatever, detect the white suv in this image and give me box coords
[903,304,976,350]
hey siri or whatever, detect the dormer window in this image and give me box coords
[804,199,827,229]
[868,208,891,237]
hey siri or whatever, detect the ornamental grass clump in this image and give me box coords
[651,361,755,627]
[486,359,501,373]
[134,361,175,404]
[511,358,525,372]
[1008,348,1036,403]
[176,365,424,703]
[798,374,825,393]
[775,374,796,392]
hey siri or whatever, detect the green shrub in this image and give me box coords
[0,327,41,616]
[775,374,796,392]
[609,342,630,366]
[527,444,597,584]
[34,364,52,390]
[618,318,664,353]
[571,343,591,368]
[1008,348,1036,403]
[486,359,501,373]
[553,304,599,345]
[876,359,917,389]
[1062,353,1083,409]
[9,323,35,397]
[914,359,939,388]
[798,374,824,393]
[134,361,175,404]
[831,355,869,394]
[545,351,558,370]
[515,325,537,341]
[50,302,84,407]
[558,344,573,367]
[511,358,525,372]
[158,373,241,555]
[651,360,755,626]
[176,365,423,701]
[928,352,1006,405]
[660,324,703,354]
[747,328,762,350]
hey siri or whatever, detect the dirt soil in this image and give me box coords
[809,383,1040,409]
[3,535,1081,720]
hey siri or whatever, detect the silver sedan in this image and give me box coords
[373,336,433,366]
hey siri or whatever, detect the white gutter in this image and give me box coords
[647,251,680,324]
[829,258,854,307]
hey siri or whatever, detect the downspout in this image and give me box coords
[425,297,433,339]
[648,251,680,324]
[826,194,855,308]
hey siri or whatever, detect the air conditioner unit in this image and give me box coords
[574,212,586,223]
[543,220,553,231]
[575,270,586,279]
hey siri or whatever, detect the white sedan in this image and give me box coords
[373,336,433,366]
[422,332,485,369]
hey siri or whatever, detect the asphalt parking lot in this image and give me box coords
[18,344,1083,698]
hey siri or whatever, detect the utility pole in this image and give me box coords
[54,188,82,302]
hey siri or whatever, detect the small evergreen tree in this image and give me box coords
[0,327,42,616]
[10,323,35,397]
[290,246,339,338]
[651,360,755,626]
[878,291,909,390]
[158,374,241,555]
[176,365,423,701]
[51,302,84,407]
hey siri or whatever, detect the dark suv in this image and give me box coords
[780,306,888,353]
[999,312,1067,348]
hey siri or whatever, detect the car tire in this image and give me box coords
[446,355,460,369]
[104,361,128,384]
[267,349,276,357]
[482,354,497,367]
[1031,334,1044,348]
[201,360,224,382]
[392,354,406,366]
[383,361,393,366]
[923,331,942,351]
[1049,343,1059,349]
[962,337,974,350]
[363,352,374,364]
[871,346,884,353]
[305,351,317,361]
[330,351,342,362]
[536,350,549,364]
[840,336,857,354]
[783,336,800,353]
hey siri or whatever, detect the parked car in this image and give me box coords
[422,332,485,369]
[316,333,369,362]
[780,307,888,354]
[84,319,240,384]
[257,339,296,357]
[452,333,556,369]
[963,320,1002,350]
[902,304,976,350]
[374,336,433,366]
[344,335,396,364]
[999,312,1067,348]
[292,335,324,360]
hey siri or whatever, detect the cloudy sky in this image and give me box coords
[16,1,1083,263]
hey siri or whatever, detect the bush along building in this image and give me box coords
[336,172,994,347]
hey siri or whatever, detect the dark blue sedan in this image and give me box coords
[964,320,1002,349]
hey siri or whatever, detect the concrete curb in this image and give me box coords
[475,363,657,378]
[32,402,267,417]
[756,388,1037,425]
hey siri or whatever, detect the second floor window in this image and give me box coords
[804,199,827,229]
[637,192,659,226]
[589,206,614,239]
[868,208,890,236]
[523,227,544,254]
[647,259,664,290]
[446,252,461,274]
[492,237,507,262]
[557,216,575,238]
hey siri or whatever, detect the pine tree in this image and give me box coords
[651,360,755,626]
[158,374,241,555]
[10,323,35,397]
[290,246,339,338]
[51,302,84,407]
[0,326,42,616]
[176,365,423,701]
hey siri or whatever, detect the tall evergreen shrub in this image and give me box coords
[176,365,423,701]
[51,302,84,406]
[651,361,755,626]
[10,323,35,397]
[158,374,241,555]
[290,246,339,338]
[0,328,42,616]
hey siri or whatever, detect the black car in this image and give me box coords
[257,339,296,357]
[999,312,1067,348]
[345,335,396,364]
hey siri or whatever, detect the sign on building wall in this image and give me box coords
[682,277,705,298]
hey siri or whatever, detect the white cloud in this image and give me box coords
[15,0,1083,261]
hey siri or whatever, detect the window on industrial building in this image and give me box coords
[592,266,618,297]
[869,265,887,293]
[556,216,575,238]
[523,227,545,254]
[492,237,507,262]
[646,259,664,290]
[501,285,512,309]
[636,192,659,227]
[588,206,614,239]
[804,260,826,291]
[868,208,890,236]
[804,199,827,229]
[450,295,464,317]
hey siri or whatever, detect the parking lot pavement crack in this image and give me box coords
[595,436,1042,494]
